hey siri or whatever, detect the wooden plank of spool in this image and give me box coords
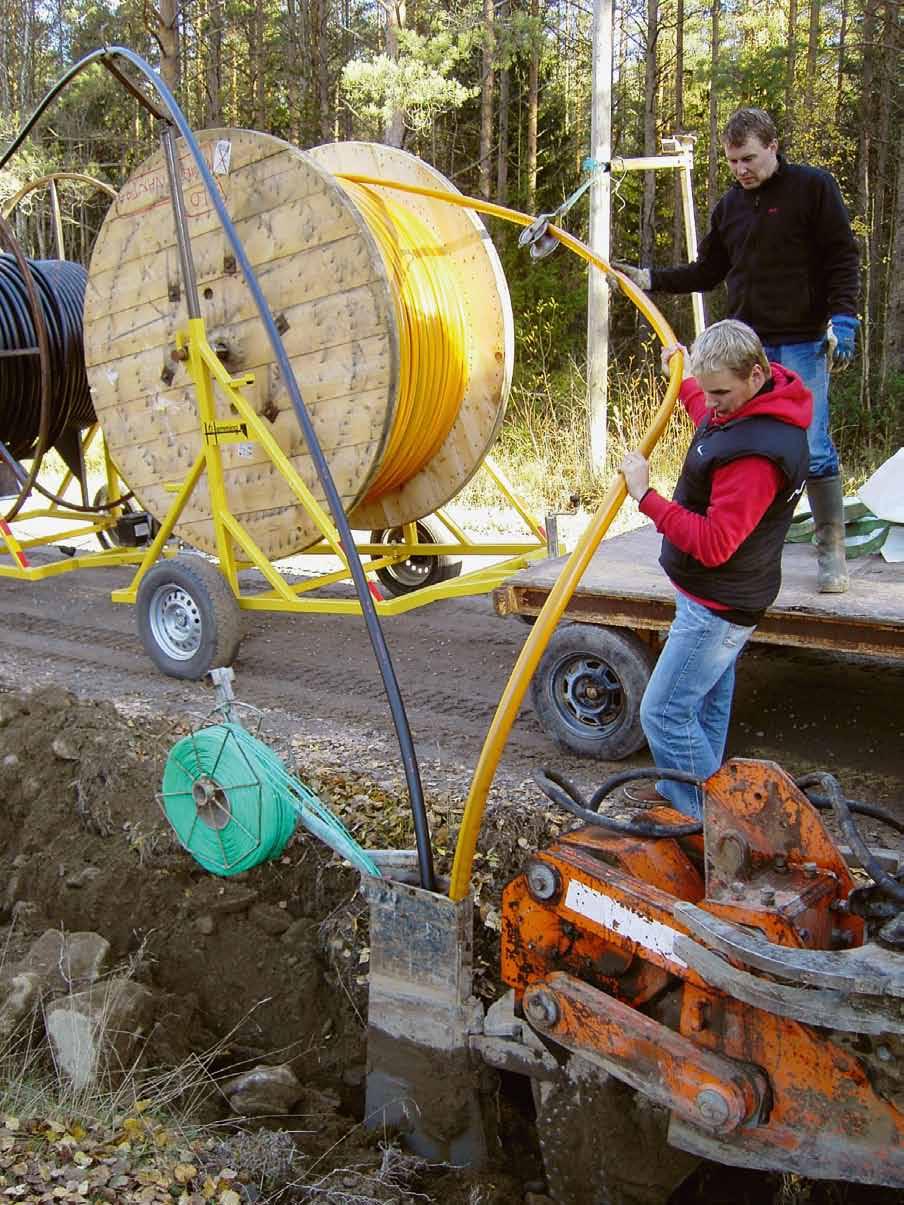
[307,141,514,533]
[83,129,398,559]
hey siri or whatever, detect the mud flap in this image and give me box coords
[361,874,489,1165]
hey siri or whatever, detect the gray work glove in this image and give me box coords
[611,261,652,291]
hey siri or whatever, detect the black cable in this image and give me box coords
[0,47,438,891]
[0,439,133,513]
[795,772,904,906]
[0,213,53,522]
[0,256,92,456]
[533,766,703,838]
[793,781,904,835]
[0,50,130,175]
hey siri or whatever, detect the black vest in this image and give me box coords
[659,414,809,621]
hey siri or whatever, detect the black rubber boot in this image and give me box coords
[807,475,849,593]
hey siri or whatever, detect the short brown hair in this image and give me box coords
[721,108,777,149]
[690,320,770,379]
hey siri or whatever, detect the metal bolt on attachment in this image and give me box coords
[730,880,745,899]
[760,888,776,906]
[526,860,561,902]
[695,1087,731,1128]
[525,990,559,1029]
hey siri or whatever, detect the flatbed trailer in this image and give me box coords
[493,524,904,758]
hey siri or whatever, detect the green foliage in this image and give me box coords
[829,370,904,487]
[341,34,478,139]
[0,118,57,207]
[496,225,588,386]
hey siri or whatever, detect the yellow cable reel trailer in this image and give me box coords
[82,130,531,678]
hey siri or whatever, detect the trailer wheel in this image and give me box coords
[531,623,654,759]
[370,518,462,597]
[137,555,242,680]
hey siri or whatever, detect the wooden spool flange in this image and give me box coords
[83,130,513,559]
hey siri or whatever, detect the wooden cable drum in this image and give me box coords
[83,130,514,560]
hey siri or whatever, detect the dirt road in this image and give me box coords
[1,550,902,811]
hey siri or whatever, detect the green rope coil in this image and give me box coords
[160,723,381,878]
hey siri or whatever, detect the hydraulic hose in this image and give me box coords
[1,48,438,891]
[796,772,904,905]
[793,780,904,835]
[534,765,703,837]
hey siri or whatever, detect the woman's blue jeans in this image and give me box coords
[640,593,755,818]
[762,338,838,478]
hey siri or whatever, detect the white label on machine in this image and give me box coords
[213,140,232,176]
[236,442,254,459]
[564,880,687,968]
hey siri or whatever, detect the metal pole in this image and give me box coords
[48,177,65,259]
[678,150,706,337]
[586,0,613,475]
[161,126,201,319]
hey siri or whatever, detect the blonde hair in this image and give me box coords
[690,320,770,379]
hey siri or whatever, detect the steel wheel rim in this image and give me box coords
[554,653,625,734]
[148,582,203,661]
[379,525,434,587]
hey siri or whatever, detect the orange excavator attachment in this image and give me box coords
[501,758,904,1197]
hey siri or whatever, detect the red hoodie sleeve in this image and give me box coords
[639,457,786,567]
[679,378,708,424]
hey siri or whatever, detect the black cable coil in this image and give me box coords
[0,254,93,458]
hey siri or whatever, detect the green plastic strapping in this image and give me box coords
[786,498,892,559]
[160,723,381,878]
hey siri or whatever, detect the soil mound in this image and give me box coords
[0,686,364,1083]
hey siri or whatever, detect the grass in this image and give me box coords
[454,357,691,538]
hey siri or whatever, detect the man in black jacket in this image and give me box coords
[615,108,860,593]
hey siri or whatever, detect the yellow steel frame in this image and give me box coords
[1,316,548,612]
[0,424,148,579]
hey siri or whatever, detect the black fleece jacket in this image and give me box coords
[650,157,860,344]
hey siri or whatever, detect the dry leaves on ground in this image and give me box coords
[0,1109,244,1204]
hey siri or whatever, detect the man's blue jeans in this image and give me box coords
[762,337,838,478]
[640,593,755,818]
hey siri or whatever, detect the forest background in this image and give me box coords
[0,0,901,506]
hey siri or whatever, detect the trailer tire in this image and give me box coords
[531,623,654,759]
[137,555,243,680]
[370,518,462,597]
